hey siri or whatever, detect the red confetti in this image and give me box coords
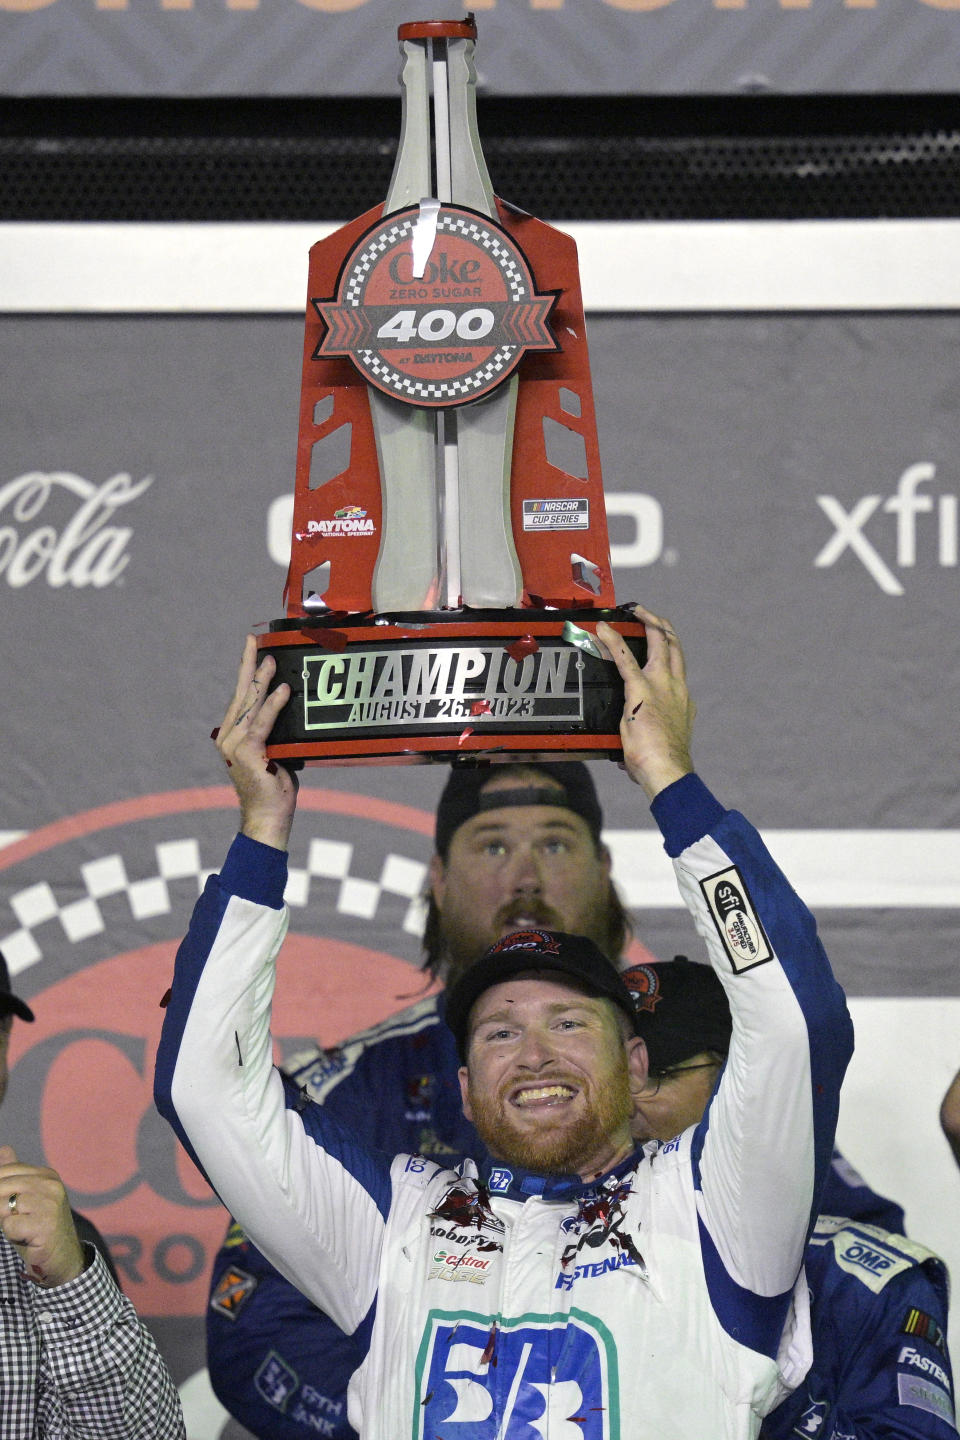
[505,635,539,663]
[527,594,566,609]
[457,728,475,746]
[470,700,492,717]
[481,1322,498,1366]
[159,988,172,1009]
[209,727,220,740]
[265,760,279,775]
[313,629,348,652]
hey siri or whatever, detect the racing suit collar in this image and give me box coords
[477,1144,647,1202]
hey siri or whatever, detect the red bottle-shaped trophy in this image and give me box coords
[259,17,645,764]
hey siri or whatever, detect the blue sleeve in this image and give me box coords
[762,1244,957,1439]
[155,833,395,1338]
[207,1222,359,1440]
[154,832,287,1171]
[654,777,853,1365]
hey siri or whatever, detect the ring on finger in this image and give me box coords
[7,1193,18,1214]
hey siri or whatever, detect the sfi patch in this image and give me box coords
[314,204,558,408]
[209,1265,258,1320]
[699,866,772,973]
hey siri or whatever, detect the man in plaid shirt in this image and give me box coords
[0,961,185,1438]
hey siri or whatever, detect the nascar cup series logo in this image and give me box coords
[314,204,558,408]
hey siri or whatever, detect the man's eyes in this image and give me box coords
[476,837,573,857]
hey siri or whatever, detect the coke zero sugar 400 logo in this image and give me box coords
[315,204,558,407]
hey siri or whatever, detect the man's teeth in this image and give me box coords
[514,1084,575,1106]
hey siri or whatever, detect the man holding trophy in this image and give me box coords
[154,18,855,1437]
[157,608,853,1439]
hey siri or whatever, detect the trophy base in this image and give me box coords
[258,606,645,766]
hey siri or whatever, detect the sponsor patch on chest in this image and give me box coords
[415,1313,615,1439]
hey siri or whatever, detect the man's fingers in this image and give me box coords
[219,654,289,761]
[629,604,686,679]
[595,621,642,683]
[218,635,260,734]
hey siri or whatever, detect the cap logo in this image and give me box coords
[489,929,561,956]
[620,964,662,1014]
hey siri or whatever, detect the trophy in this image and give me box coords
[260,16,645,765]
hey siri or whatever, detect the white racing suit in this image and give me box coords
[155,774,854,1440]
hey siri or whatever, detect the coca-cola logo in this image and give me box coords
[0,470,153,588]
[0,787,437,1318]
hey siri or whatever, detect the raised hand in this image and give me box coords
[215,635,298,850]
[596,606,695,801]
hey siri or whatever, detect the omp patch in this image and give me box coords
[699,866,772,973]
[255,1352,299,1412]
[829,1224,943,1295]
[209,1265,258,1320]
[832,1232,914,1292]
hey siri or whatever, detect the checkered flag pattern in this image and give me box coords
[345,213,529,310]
[0,835,428,977]
[360,345,516,401]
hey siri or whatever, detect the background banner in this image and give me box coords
[2,0,960,97]
[2,246,958,1434]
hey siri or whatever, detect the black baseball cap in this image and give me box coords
[0,951,34,1024]
[620,956,731,1072]
[434,762,603,859]
[446,928,637,1061]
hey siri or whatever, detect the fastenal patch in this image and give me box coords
[313,204,558,408]
[301,643,584,731]
[209,1265,258,1320]
[522,498,589,531]
[699,866,772,973]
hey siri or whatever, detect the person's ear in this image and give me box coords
[429,853,447,908]
[626,1035,649,1098]
[458,1065,473,1121]
[599,842,613,879]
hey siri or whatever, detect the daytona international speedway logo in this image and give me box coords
[313,204,558,407]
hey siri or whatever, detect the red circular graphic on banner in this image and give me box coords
[315,205,558,408]
[2,787,438,1318]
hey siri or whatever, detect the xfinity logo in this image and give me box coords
[815,463,957,595]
